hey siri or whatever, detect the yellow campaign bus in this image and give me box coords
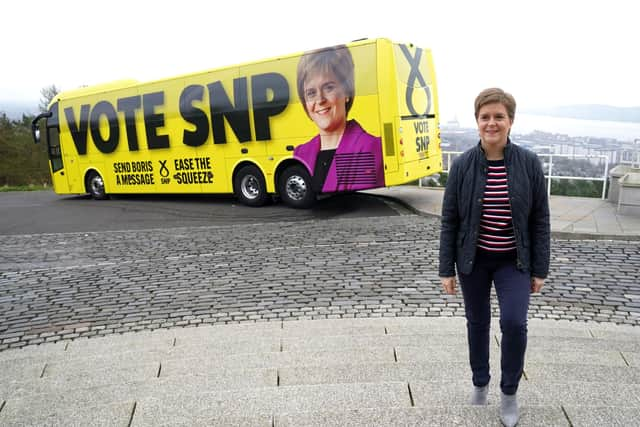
[32,38,442,208]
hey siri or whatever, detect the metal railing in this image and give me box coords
[442,151,610,200]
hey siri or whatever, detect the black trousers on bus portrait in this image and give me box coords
[458,253,530,395]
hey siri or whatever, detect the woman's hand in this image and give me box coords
[531,277,545,293]
[441,276,457,295]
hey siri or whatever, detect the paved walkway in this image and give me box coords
[1,188,639,426]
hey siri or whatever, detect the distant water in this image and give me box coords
[456,113,640,142]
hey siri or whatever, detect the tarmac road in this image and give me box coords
[0,190,409,235]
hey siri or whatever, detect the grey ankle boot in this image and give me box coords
[500,392,519,427]
[470,385,489,405]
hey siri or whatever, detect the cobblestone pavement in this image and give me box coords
[1,215,639,351]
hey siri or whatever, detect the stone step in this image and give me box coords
[524,363,640,384]
[0,382,150,414]
[527,335,640,353]
[396,346,493,364]
[281,323,386,337]
[286,316,467,332]
[562,405,640,427]
[589,328,640,341]
[410,380,640,408]
[131,382,411,425]
[171,336,281,354]
[0,400,134,426]
[172,321,283,340]
[0,357,45,383]
[278,362,499,386]
[281,332,467,351]
[2,367,278,403]
[2,362,158,399]
[40,347,166,367]
[161,347,396,371]
[64,332,174,356]
[525,348,627,366]
[159,362,278,386]
[154,369,278,391]
[273,406,568,427]
[0,341,66,363]
[131,411,272,427]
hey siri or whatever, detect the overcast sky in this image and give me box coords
[2,0,638,123]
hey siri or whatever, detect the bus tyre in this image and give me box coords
[234,165,269,207]
[278,165,316,209]
[86,171,108,200]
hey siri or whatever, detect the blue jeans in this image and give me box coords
[458,256,530,395]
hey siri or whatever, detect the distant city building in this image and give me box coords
[442,127,636,177]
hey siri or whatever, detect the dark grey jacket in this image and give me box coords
[438,141,550,278]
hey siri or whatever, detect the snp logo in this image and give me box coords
[159,160,171,184]
[398,45,434,119]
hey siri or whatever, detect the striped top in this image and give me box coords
[477,160,516,255]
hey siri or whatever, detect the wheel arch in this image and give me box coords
[231,160,267,190]
[274,158,309,196]
[83,167,107,194]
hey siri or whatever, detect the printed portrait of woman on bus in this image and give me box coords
[294,45,384,193]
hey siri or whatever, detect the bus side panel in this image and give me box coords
[59,78,234,196]
[147,75,230,194]
[67,88,156,195]
[234,59,295,193]
[51,38,402,198]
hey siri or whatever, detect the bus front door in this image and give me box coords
[33,103,71,193]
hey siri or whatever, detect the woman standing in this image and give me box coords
[439,88,550,427]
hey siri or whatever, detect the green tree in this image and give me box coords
[38,84,60,112]
[550,178,602,197]
[0,112,50,187]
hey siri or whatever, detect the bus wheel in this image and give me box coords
[278,165,316,209]
[86,171,108,200]
[234,165,269,207]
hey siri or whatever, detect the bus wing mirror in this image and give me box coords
[31,112,52,144]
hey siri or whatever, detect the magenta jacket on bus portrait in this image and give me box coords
[293,120,385,193]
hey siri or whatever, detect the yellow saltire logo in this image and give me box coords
[395,44,434,118]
